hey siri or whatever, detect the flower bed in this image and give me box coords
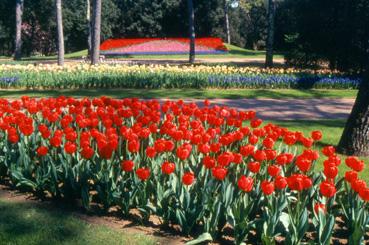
[100,37,228,56]
[0,96,367,244]
[0,64,361,89]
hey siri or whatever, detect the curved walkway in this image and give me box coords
[174,98,355,120]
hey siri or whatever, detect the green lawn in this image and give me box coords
[0,89,357,99]
[0,44,283,62]
[0,199,157,245]
[99,44,284,59]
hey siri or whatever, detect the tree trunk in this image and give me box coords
[14,0,23,60]
[224,1,231,44]
[187,0,195,64]
[337,72,369,156]
[265,0,275,68]
[87,0,92,56]
[56,0,64,66]
[91,0,101,65]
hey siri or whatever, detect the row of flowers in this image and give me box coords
[0,64,347,75]
[0,64,360,89]
[0,96,367,244]
[208,74,360,89]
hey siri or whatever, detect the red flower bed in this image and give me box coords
[0,96,367,244]
[100,37,228,55]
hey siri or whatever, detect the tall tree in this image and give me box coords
[56,0,64,66]
[187,0,195,63]
[224,0,231,44]
[87,0,92,56]
[265,0,275,67]
[14,0,23,60]
[91,0,101,65]
[337,70,369,156]
[223,0,243,45]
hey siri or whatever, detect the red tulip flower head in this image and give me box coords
[182,172,195,185]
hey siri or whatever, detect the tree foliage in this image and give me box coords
[0,0,268,56]
[276,0,369,72]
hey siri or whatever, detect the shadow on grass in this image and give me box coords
[0,200,85,244]
[228,48,264,56]
[0,89,357,100]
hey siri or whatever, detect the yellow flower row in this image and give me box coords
[0,63,342,75]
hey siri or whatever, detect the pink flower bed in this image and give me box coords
[100,37,228,55]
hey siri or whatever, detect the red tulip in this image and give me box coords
[253,150,266,162]
[301,137,314,148]
[136,167,150,181]
[146,147,157,158]
[322,146,336,157]
[250,118,263,128]
[182,172,195,185]
[212,167,227,181]
[8,133,19,144]
[261,180,274,195]
[275,153,293,166]
[296,156,312,172]
[265,149,277,161]
[345,156,364,172]
[50,135,62,148]
[263,137,275,149]
[248,134,259,145]
[311,130,322,141]
[233,153,243,164]
[128,140,140,153]
[210,143,221,153]
[267,165,280,177]
[320,180,336,198]
[352,179,367,193]
[240,144,254,157]
[238,176,253,192]
[284,133,297,145]
[359,188,369,202]
[198,144,210,154]
[65,141,77,154]
[161,161,175,175]
[344,170,358,183]
[248,161,261,173]
[121,160,134,172]
[275,176,287,190]
[36,146,48,156]
[287,174,311,191]
[19,123,34,136]
[314,203,326,214]
[176,147,190,161]
[81,147,94,159]
[323,166,338,179]
[217,152,234,167]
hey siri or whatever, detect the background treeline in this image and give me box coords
[275,0,369,72]
[0,0,267,56]
[0,0,368,72]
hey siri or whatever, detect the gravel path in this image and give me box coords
[163,98,355,120]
